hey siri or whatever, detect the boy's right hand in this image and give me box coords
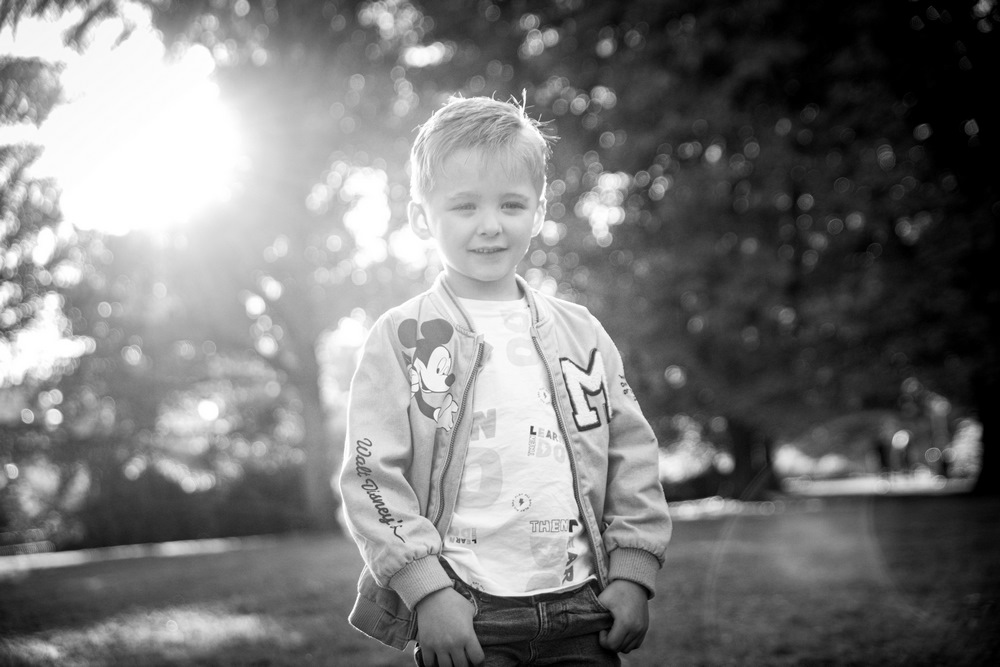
[415,586,485,667]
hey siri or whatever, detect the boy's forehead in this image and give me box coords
[434,146,536,187]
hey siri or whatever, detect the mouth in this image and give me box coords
[470,247,506,254]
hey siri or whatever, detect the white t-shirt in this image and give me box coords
[442,297,593,595]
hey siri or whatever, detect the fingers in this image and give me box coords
[421,646,484,667]
[620,627,646,653]
[600,622,646,654]
[600,623,626,652]
[597,580,650,654]
[422,651,457,667]
[623,622,648,653]
[467,638,486,665]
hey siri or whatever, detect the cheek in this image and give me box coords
[514,226,536,246]
[440,227,469,248]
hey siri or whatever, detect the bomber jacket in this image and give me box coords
[339,273,672,650]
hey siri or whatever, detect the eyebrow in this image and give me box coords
[444,191,531,202]
[444,191,480,201]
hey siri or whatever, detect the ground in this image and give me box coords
[1,493,998,666]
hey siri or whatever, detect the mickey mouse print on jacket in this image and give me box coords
[398,318,459,431]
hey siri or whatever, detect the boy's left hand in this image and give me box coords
[597,579,649,654]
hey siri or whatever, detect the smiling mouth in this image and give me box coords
[471,247,506,254]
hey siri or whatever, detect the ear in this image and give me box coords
[530,198,547,238]
[408,201,432,240]
[421,318,454,345]
[398,319,419,348]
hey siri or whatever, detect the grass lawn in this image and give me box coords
[1,494,998,666]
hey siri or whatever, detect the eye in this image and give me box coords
[451,203,476,212]
[502,201,527,210]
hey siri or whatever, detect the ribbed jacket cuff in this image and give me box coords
[608,547,661,598]
[389,555,453,610]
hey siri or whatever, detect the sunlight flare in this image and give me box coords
[1,4,242,234]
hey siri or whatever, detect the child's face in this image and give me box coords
[409,147,544,301]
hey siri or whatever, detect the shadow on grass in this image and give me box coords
[1,534,413,666]
[2,495,998,666]
[650,494,1000,666]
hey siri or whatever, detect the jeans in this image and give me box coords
[415,567,619,667]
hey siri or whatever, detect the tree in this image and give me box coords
[7,0,996,550]
[143,0,999,503]
[5,0,451,542]
[409,0,997,495]
[1,1,113,536]
[0,58,77,394]
[882,0,1000,494]
[140,0,443,528]
[1,1,319,544]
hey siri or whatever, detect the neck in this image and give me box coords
[443,271,522,301]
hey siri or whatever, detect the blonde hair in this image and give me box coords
[409,95,553,203]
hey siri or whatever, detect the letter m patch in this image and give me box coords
[560,349,610,431]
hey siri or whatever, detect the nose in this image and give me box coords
[477,211,501,236]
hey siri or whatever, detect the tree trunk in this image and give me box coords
[297,373,341,531]
[724,418,779,501]
[969,195,999,496]
[971,379,998,495]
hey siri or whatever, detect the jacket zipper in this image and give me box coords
[530,329,607,587]
[432,340,485,529]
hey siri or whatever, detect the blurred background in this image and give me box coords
[1,0,997,555]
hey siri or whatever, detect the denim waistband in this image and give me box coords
[440,557,599,604]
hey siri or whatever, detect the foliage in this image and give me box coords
[1,2,100,541]
[0,59,80,388]
[0,2,332,544]
[408,0,998,495]
[1,0,998,549]
[137,0,441,529]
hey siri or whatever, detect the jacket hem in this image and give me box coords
[348,595,414,651]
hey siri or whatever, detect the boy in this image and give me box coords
[339,96,671,666]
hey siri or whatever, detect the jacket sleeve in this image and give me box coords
[338,313,452,610]
[595,318,672,597]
